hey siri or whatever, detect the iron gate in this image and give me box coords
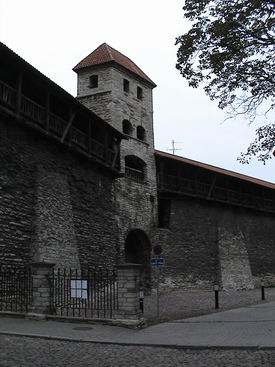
[50,268,118,319]
[0,265,32,313]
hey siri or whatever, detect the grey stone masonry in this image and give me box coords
[116,264,142,319]
[28,262,55,315]
[76,59,158,261]
[33,167,80,269]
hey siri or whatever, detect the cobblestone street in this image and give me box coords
[1,335,275,367]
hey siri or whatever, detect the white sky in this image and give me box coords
[1,0,274,182]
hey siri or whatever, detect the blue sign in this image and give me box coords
[151,256,164,267]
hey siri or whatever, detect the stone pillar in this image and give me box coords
[29,262,55,315]
[218,227,254,290]
[116,264,142,320]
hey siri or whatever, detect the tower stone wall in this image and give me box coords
[76,63,158,261]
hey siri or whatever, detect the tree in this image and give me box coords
[175,0,275,163]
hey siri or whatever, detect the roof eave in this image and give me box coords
[73,61,157,88]
[155,149,275,190]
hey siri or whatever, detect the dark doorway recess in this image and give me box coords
[125,229,151,290]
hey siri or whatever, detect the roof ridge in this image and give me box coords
[104,43,115,61]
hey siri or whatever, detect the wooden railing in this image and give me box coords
[158,174,275,213]
[0,79,119,171]
[0,80,16,109]
[49,113,66,136]
[125,166,144,182]
[21,95,45,125]
[90,137,105,159]
[71,127,89,150]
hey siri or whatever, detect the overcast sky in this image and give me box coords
[1,0,274,182]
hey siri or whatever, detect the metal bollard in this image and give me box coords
[261,281,265,301]
[139,289,144,314]
[214,284,219,309]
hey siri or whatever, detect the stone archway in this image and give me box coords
[125,229,151,290]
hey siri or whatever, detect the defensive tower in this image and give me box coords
[74,43,158,285]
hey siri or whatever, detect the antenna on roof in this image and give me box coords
[167,140,183,155]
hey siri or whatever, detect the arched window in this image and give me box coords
[122,120,132,135]
[136,126,146,141]
[125,155,146,182]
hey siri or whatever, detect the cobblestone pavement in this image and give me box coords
[144,287,275,323]
[1,335,275,367]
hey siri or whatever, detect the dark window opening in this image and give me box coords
[136,125,146,141]
[122,119,132,135]
[125,155,146,183]
[158,198,171,228]
[89,75,98,88]
[123,79,130,93]
[137,86,143,100]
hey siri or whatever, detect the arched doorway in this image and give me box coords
[125,229,151,290]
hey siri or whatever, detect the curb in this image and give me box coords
[0,311,146,330]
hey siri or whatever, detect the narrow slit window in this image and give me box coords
[137,86,143,100]
[123,79,130,93]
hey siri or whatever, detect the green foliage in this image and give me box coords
[176,0,275,162]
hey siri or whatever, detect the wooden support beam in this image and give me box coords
[158,161,165,189]
[16,72,23,116]
[207,176,217,200]
[104,129,109,161]
[45,93,50,132]
[112,142,120,168]
[88,120,92,155]
[61,111,76,143]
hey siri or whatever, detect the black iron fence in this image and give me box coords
[0,265,32,313]
[50,268,118,319]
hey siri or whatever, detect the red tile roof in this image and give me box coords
[73,43,156,87]
[155,150,275,190]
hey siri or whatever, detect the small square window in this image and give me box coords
[137,86,143,100]
[123,79,130,93]
[89,75,98,89]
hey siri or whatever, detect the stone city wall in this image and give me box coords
[0,116,119,268]
[153,195,275,290]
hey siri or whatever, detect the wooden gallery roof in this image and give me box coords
[155,150,275,213]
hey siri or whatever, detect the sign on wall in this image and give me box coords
[70,279,88,299]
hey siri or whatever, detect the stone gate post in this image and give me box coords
[29,262,55,315]
[116,264,142,320]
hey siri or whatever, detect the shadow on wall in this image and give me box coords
[125,229,151,290]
